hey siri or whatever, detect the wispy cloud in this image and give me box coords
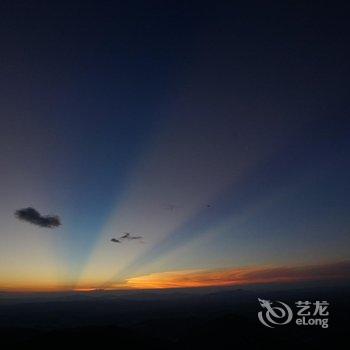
[120,232,143,241]
[125,260,350,289]
[15,207,61,228]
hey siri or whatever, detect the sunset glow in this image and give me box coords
[125,261,350,289]
[0,2,349,295]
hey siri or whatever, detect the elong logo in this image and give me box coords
[258,298,329,328]
[258,299,293,328]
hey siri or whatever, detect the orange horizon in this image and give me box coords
[1,260,349,293]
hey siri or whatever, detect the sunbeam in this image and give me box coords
[77,103,315,289]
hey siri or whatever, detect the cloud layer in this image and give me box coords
[125,260,350,289]
[15,207,61,228]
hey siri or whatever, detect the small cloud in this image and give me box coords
[120,232,143,241]
[111,238,121,243]
[164,204,182,211]
[15,207,61,228]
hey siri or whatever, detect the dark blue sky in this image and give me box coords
[0,2,349,290]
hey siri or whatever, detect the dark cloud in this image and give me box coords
[15,207,61,228]
[120,232,143,241]
[110,233,144,245]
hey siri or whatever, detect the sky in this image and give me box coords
[0,2,349,291]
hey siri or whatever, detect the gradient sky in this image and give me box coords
[0,2,349,291]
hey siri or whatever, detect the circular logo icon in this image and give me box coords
[258,298,293,328]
